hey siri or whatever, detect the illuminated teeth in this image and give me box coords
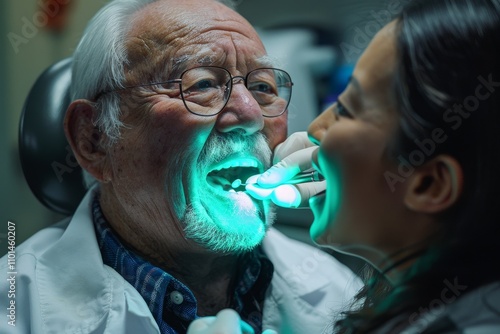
[211,158,259,172]
[207,176,247,193]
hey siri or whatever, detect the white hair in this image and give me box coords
[72,0,160,188]
[71,0,158,141]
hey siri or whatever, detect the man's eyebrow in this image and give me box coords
[170,55,191,75]
[167,56,213,79]
[171,54,218,72]
[170,54,279,73]
[255,55,279,68]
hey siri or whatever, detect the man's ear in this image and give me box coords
[64,100,110,182]
[404,155,463,213]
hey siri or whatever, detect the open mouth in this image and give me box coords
[206,157,262,193]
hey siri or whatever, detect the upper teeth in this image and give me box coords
[210,158,259,172]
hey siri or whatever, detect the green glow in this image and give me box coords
[245,176,303,208]
[309,153,343,243]
[184,155,271,251]
[271,185,301,208]
[258,165,301,185]
[231,179,242,188]
[187,179,267,251]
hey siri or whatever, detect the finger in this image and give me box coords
[273,131,314,163]
[187,316,216,333]
[270,184,301,208]
[209,309,243,334]
[268,181,326,208]
[293,181,327,207]
[239,320,256,334]
[246,182,301,208]
[258,146,318,187]
[257,164,301,187]
[277,146,318,171]
[245,183,275,201]
[245,175,275,200]
[262,330,278,334]
[245,174,260,185]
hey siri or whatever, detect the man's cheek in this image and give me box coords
[264,113,288,150]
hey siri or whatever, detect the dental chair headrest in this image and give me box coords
[19,58,86,216]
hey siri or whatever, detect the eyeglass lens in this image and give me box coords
[179,67,292,117]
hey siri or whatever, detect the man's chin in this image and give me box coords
[182,185,270,252]
[207,183,266,219]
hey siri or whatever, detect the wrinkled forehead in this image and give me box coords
[123,0,267,83]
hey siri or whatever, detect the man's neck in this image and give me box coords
[165,252,241,316]
[100,193,243,315]
[128,229,242,315]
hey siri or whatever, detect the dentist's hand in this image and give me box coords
[187,310,253,334]
[245,132,325,208]
[187,309,277,334]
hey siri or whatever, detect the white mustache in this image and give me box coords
[198,131,272,170]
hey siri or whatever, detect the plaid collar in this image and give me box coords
[92,195,273,334]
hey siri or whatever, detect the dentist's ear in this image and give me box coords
[404,155,463,213]
[64,100,111,183]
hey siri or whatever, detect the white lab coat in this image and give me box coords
[0,186,361,333]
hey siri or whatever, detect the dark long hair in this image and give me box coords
[335,0,500,332]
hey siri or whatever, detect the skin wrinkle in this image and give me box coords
[137,36,153,54]
[89,0,287,316]
[103,96,199,262]
[104,114,194,268]
[116,94,154,135]
[125,39,171,86]
[125,12,203,83]
[125,35,270,90]
[124,1,265,86]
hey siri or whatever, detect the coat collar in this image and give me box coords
[35,185,159,333]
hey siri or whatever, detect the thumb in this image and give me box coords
[293,181,327,207]
[259,146,317,186]
[273,131,314,164]
[262,330,278,334]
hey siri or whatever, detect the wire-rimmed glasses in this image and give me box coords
[96,66,293,117]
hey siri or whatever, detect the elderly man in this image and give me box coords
[0,0,359,333]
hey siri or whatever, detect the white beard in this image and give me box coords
[182,131,275,253]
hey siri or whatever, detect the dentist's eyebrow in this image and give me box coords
[348,76,363,94]
[337,76,363,115]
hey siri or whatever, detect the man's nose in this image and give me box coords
[215,79,264,135]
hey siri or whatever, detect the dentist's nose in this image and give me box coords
[307,104,337,144]
[215,79,264,135]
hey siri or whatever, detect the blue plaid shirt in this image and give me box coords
[92,196,273,334]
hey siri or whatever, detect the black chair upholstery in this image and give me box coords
[19,58,86,216]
